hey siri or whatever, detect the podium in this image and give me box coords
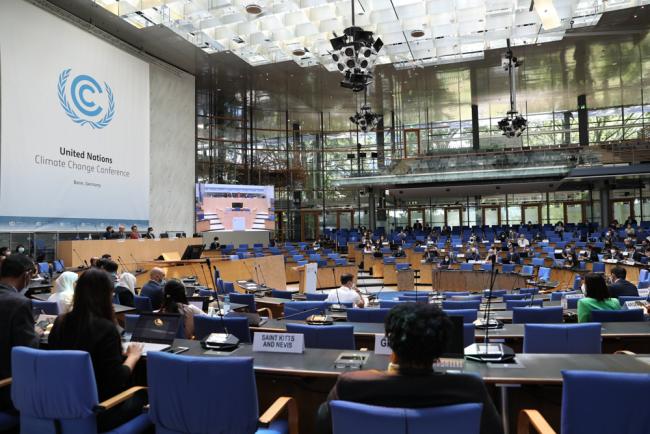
[396,268,415,291]
[296,264,357,291]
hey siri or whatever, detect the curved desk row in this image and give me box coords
[168,339,649,433]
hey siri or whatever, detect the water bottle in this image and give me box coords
[223,294,231,314]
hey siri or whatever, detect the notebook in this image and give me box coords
[126,313,181,355]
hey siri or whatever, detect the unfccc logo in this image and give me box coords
[57,69,115,129]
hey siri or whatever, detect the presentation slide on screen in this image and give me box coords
[0,0,150,232]
[195,184,275,232]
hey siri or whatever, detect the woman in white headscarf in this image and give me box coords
[48,271,78,314]
[115,272,136,307]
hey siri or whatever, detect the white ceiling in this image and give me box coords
[95,0,647,69]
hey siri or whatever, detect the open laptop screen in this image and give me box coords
[132,313,180,344]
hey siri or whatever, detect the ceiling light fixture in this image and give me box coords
[244,4,262,14]
[330,0,383,92]
[410,29,425,38]
[497,39,528,138]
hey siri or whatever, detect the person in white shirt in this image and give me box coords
[47,271,78,314]
[326,273,365,308]
[517,234,530,248]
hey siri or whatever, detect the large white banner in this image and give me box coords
[0,0,150,232]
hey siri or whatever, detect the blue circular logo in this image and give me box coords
[57,69,115,129]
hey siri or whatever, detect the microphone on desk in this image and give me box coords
[73,249,86,269]
[275,306,331,322]
[201,264,239,351]
[117,256,131,274]
[130,254,144,273]
[466,257,513,363]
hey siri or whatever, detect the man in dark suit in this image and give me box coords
[316,303,503,434]
[140,267,165,310]
[0,254,40,411]
[608,267,639,300]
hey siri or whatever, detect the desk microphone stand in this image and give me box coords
[465,258,514,363]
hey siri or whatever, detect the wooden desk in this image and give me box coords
[173,340,649,433]
[426,269,528,292]
[136,255,287,291]
[58,238,203,268]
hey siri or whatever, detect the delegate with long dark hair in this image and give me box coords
[48,269,145,431]
[577,273,621,323]
[160,279,203,339]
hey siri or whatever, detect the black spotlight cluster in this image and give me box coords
[497,114,528,137]
[330,26,383,92]
[350,105,381,132]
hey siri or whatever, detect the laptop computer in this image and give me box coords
[188,296,210,312]
[126,313,181,355]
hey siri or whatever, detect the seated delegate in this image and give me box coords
[325,273,365,308]
[577,273,621,323]
[160,279,204,339]
[48,269,146,432]
[316,303,503,434]
[0,254,40,412]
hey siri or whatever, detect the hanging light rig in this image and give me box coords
[350,88,381,132]
[497,39,528,137]
[330,0,383,92]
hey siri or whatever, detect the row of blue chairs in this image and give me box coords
[3,347,296,434]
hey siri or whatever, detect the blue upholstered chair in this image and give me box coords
[463,324,475,347]
[520,265,534,275]
[592,262,606,273]
[330,401,482,434]
[53,260,65,273]
[550,290,580,301]
[441,300,481,310]
[147,353,296,434]
[397,295,429,303]
[483,289,507,298]
[283,301,326,320]
[395,263,410,271]
[518,371,650,434]
[519,288,540,295]
[532,258,545,267]
[502,293,531,302]
[193,315,251,342]
[501,264,516,273]
[379,300,405,309]
[305,292,328,301]
[523,323,601,354]
[285,323,354,350]
[443,291,469,298]
[460,263,474,271]
[619,296,648,305]
[32,300,59,315]
[0,378,17,431]
[271,289,294,300]
[11,347,151,434]
[506,299,543,310]
[590,309,644,322]
[512,306,563,324]
[443,309,478,323]
[133,295,153,313]
[346,308,391,323]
